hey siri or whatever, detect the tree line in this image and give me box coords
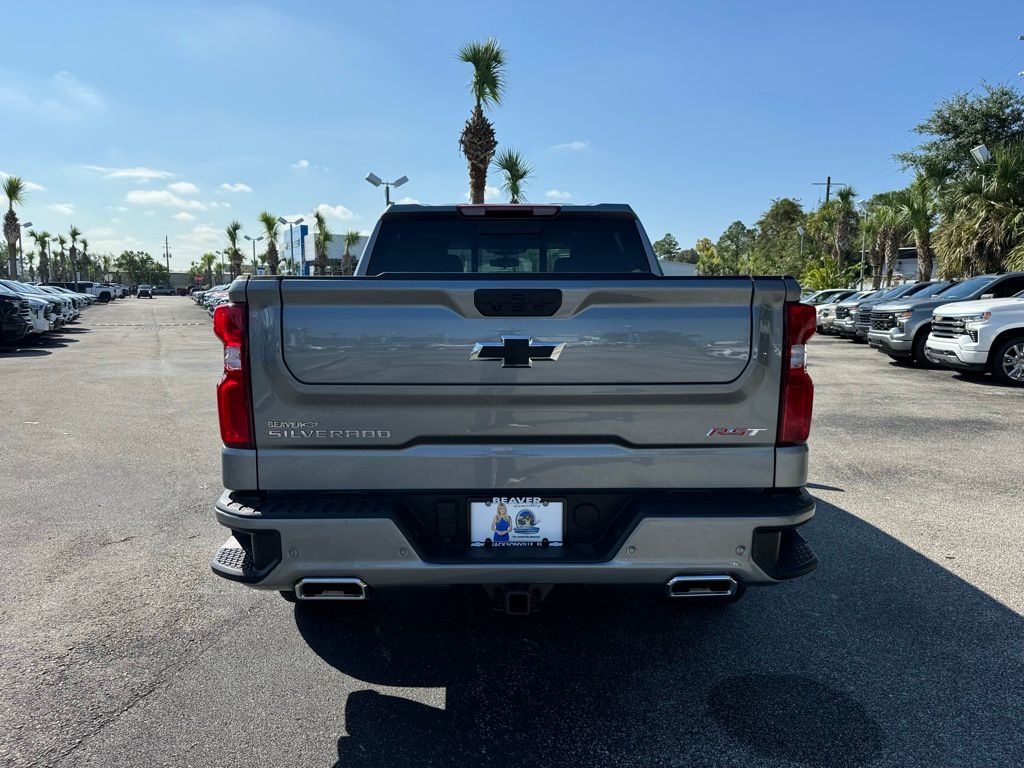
[652,84,1024,289]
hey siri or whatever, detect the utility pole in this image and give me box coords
[164,236,171,283]
[813,176,833,203]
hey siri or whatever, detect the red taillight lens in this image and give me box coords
[213,303,253,449]
[778,302,816,446]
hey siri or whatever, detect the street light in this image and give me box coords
[365,172,408,206]
[796,225,805,261]
[243,235,264,274]
[214,250,226,283]
[18,221,32,279]
[970,144,991,166]
[277,216,304,275]
[857,200,869,289]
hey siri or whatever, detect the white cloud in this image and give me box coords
[46,203,76,215]
[292,159,310,169]
[107,205,129,212]
[179,224,221,248]
[0,170,45,192]
[208,201,231,209]
[545,189,573,200]
[0,71,104,122]
[84,165,175,181]
[52,71,103,110]
[551,139,590,151]
[87,226,115,238]
[396,197,421,205]
[173,212,196,221]
[314,203,356,220]
[167,181,199,195]
[219,182,252,193]
[125,189,206,210]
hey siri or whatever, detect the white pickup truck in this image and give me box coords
[925,290,1024,385]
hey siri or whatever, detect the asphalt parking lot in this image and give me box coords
[1,297,1022,768]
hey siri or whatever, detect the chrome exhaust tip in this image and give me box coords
[295,578,368,601]
[666,575,738,598]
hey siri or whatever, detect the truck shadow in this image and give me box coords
[295,499,1024,768]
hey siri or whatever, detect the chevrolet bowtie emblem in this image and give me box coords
[470,336,566,368]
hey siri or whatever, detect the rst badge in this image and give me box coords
[706,427,768,437]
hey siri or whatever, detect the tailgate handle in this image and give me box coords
[474,289,561,317]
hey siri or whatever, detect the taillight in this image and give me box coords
[778,302,816,445]
[213,303,253,449]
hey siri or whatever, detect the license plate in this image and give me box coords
[470,497,563,548]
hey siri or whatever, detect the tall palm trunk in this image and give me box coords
[39,249,50,282]
[460,105,498,204]
[914,228,933,282]
[265,241,279,275]
[4,209,19,278]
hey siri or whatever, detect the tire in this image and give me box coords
[99,291,111,303]
[989,336,1024,387]
[912,330,933,367]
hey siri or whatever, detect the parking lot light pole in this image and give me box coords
[365,173,409,206]
[796,225,805,261]
[18,221,32,279]
[277,217,304,275]
[243,235,264,274]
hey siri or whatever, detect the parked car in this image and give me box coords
[45,281,113,302]
[851,282,952,341]
[832,290,884,338]
[815,291,857,333]
[804,288,856,306]
[138,285,154,299]
[209,203,819,611]
[0,280,76,324]
[868,273,1024,365]
[152,285,175,296]
[925,290,1024,385]
[0,291,33,345]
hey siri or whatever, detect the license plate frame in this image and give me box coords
[469,496,564,548]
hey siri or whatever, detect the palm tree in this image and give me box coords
[935,143,1024,276]
[341,230,360,275]
[458,38,506,204]
[26,251,36,281]
[494,147,533,203]
[67,225,82,282]
[258,211,280,274]
[3,175,27,278]
[54,235,68,280]
[101,254,112,280]
[79,238,89,280]
[897,174,937,281]
[868,192,911,288]
[200,252,217,286]
[29,230,50,282]
[313,210,332,276]
[225,220,243,278]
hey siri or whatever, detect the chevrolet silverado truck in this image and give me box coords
[868,272,1024,365]
[925,290,1024,385]
[208,204,818,613]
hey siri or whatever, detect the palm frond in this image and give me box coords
[2,176,26,208]
[494,147,533,203]
[457,37,506,109]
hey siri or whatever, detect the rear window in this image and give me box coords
[366,215,651,275]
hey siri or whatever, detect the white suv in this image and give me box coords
[925,291,1024,386]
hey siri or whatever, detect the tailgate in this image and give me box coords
[278,278,754,386]
[242,276,793,491]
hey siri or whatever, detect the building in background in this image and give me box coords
[282,224,309,275]
[300,232,369,275]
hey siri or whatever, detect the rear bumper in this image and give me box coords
[210,488,817,591]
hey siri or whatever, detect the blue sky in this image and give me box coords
[4,0,1024,269]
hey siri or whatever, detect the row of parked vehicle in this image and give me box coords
[191,284,231,315]
[807,271,1024,386]
[0,279,111,346]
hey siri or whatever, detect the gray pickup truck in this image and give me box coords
[209,204,818,613]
